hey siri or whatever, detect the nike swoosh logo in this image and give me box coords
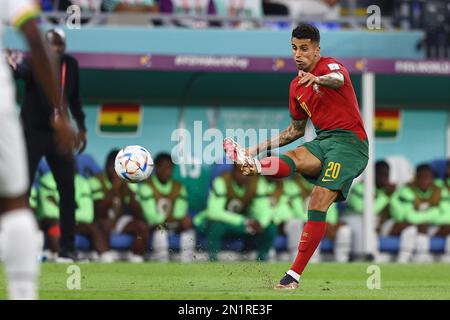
[296,94,304,101]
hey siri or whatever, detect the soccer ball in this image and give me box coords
[114,145,153,183]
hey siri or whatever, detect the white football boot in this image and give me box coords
[223,138,261,175]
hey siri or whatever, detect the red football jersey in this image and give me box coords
[289,57,367,141]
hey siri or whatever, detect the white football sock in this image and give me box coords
[0,209,40,300]
[397,225,417,263]
[287,269,300,282]
[413,233,432,263]
[152,229,169,262]
[180,230,196,262]
[284,219,303,261]
[334,225,352,263]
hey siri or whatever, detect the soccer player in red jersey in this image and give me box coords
[224,23,368,289]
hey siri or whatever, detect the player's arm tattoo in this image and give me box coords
[254,119,307,154]
[316,72,344,89]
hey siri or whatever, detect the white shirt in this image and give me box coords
[0,0,39,111]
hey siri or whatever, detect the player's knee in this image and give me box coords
[286,148,321,175]
[308,187,338,212]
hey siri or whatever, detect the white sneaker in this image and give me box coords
[128,253,144,263]
[223,138,261,175]
[99,251,116,263]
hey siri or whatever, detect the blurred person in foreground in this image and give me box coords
[7,27,86,262]
[1,0,74,299]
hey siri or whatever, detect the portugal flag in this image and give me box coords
[374,110,401,138]
[98,104,141,134]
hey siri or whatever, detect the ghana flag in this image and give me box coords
[98,104,141,134]
[375,110,401,138]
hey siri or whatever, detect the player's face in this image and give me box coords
[375,166,389,188]
[46,32,66,57]
[291,38,320,72]
[416,170,434,192]
[156,159,173,184]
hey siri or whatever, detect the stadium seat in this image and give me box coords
[378,236,446,253]
[320,237,334,252]
[110,233,134,250]
[75,234,92,251]
[273,234,334,252]
[168,233,181,251]
[429,159,448,179]
[378,236,400,253]
[430,236,446,253]
[273,234,287,252]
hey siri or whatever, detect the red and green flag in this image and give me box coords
[98,104,141,134]
[375,110,401,138]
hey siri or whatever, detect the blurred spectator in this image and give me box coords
[137,153,196,262]
[213,0,264,28]
[102,0,160,25]
[193,166,276,261]
[420,0,449,59]
[35,172,115,262]
[343,160,396,259]
[262,0,288,15]
[159,0,216,28]
[262,0,291,29]
[390,164,450,263]
[282,175,350,263]
[271,0,341,20]
[102,0,159,12]
[89,150,150,263]
[57,0,103,13]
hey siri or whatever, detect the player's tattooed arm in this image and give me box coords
[316,72,344,89]
[248,119,307,156]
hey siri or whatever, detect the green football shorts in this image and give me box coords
[300,129,369,202]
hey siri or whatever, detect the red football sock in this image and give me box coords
[259,155,296,178]
[290,210,327,277]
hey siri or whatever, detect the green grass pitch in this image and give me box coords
[1,262,450,300]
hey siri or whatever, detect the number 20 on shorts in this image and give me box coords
[324,161,341,179]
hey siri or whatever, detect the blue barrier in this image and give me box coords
[74,234,447,254]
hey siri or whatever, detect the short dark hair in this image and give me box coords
[292,23,320,43]
[106,149,120,167]
[416,163,433,175]
[375,160,390,171]
[154,153,173,166]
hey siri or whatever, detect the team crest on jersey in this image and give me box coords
[327,63,340,71]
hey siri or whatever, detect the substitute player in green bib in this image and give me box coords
[224,23,368,289]
[194,165,276,261]
[137,153,196,262]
